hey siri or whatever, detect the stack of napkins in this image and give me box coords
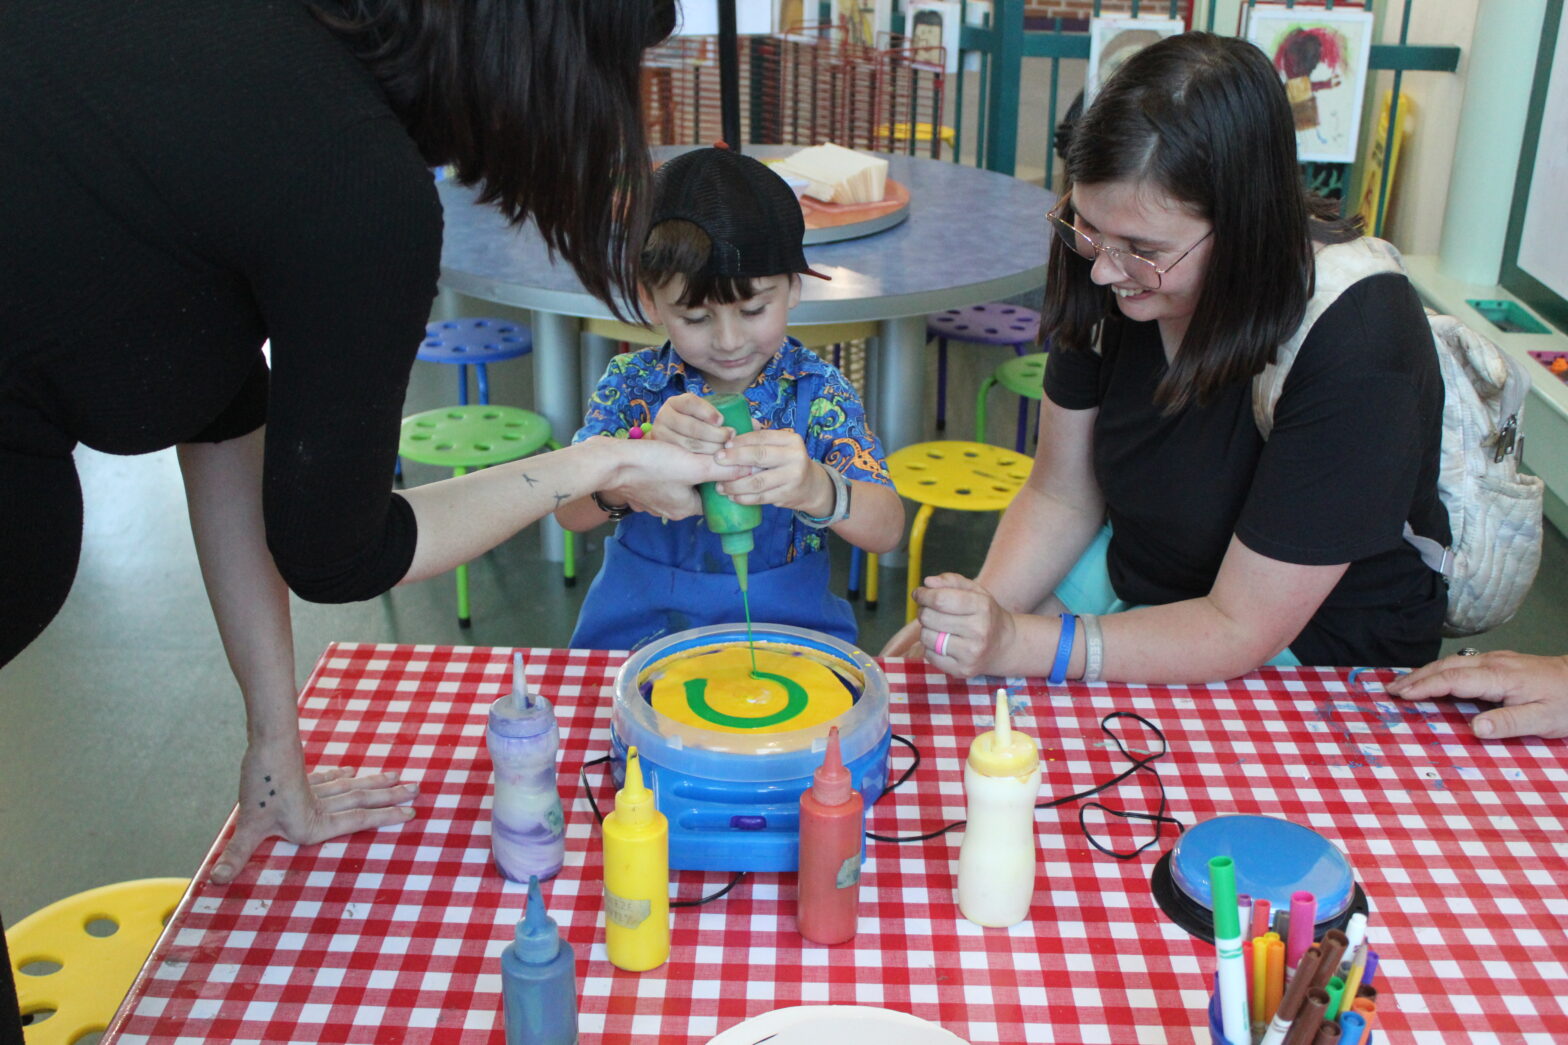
[773,143,888,205]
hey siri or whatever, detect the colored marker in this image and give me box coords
[1209,856,1250,1045]
[1310,1020,1342,1044]
[1323,974,1346,1017]
[1351,998,1376,1045]
[1281,987,1330,1045]
[1251,935,1270,1025]
[1339,945,1368,1013]
[1312,930,1349,992]
[1286,891,1317,974]
[1361,949,1378,988]
[1259,944,1322,1045]
[1250,896,1273,941]
[1265,936,1286,1026]
[1338,913,1367,974]
[1338,1010,1367,1045]
[1239,894,1253,943]
[1272,908,1290,940]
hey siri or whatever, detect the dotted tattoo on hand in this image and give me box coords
[261,774,272,808]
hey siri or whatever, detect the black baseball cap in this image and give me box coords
[650,144,829,280]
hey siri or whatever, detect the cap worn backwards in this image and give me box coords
[650,145,829,281]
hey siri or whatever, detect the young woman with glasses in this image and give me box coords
[884,32,1447,683]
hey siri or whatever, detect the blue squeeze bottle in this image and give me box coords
[501,875,580,1045]
[487,652,566,882]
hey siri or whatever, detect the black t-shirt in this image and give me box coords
[0,0,441,602]
[1045,272,1448,667]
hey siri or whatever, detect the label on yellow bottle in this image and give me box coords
[836,853,861,889]
[605,889,652,929]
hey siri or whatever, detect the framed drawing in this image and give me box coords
[907,1,962,74]
[1244,4,1375,164]
[1085,17,1185,106]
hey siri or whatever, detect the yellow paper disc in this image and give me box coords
[648,645,853,734]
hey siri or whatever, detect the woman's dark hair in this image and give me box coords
[1045,32,1360,412]
[313,0,678,318]
[640,220,768,308]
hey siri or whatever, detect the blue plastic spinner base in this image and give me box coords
[609,724,891,872]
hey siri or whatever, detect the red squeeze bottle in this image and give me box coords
[796,726,864,945]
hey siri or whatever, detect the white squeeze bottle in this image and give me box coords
[956,689,1042,927]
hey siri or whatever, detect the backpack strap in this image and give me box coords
[1251,237,1408,438]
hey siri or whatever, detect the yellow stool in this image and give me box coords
[7,877,188,1045]
[867,441,1030,622]
[876,121,959,156]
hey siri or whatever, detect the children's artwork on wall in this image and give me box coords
[1085,17,1186,106]
[1245,4,1374,164]
[907,1,962,74]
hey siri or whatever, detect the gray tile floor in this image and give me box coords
[5,316,1567,931]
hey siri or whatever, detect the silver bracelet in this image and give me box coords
[1079,612,1104,683]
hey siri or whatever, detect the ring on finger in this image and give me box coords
[1458,647,1480,657]
[934,630,951,657]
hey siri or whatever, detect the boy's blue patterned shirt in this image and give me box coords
[572,337,892,569]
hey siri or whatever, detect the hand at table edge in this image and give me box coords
[1384,650,1568,741]
[210,737,418,885]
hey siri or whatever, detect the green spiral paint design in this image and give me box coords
[684,672,809,729]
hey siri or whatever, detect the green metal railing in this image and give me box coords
[947,0,1460,237]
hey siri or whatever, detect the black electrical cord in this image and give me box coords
[866,711,1184,856]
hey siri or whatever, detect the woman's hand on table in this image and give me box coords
[210,738,418,885]
[910,573,1018,679]
[1385,650,1568,741]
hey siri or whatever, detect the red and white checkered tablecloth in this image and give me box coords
[106,643,1568,1044]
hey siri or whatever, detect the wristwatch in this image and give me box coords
[592,490,633,520]
[795,463,852,528]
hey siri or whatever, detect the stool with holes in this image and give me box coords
[7,877,187,1045]
[975,352,1048,452]
[419,317,533,406]
[927,303,1041,433]
[398,404,575,627]
[863,441,1030,622]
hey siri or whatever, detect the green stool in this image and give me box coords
[398,405,575,627]
[975,352,1048,452]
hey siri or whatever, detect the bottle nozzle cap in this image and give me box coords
[967,689,1039,777]
[810,725,854,805]
[612,747,658,827]
[516,874,561,962]
[512,651,533,710]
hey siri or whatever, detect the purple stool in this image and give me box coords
[419,318,533,406]
[927,303,1041,432]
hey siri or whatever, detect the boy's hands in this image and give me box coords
[714,430,834,515]
[647,393,734,454]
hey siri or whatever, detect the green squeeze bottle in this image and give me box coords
[699,393,763,670]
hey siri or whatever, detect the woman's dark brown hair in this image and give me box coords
[1045,32,1359,412]
[314,0,678,317]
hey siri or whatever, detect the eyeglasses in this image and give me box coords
[1047,191,1213,291]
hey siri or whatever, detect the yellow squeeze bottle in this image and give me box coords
[601,746,670,971]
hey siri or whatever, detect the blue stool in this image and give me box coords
[419,318,533,406]
[928,304,1041,432]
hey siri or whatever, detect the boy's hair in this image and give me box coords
[1045,32,1359,413]
[640,146,826,309]
[312,0,676,321]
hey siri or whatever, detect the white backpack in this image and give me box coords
[1252,237,1543,637]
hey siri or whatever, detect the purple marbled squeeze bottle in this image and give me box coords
[486,655,566,882]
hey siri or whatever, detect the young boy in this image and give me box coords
[556,146,904,651]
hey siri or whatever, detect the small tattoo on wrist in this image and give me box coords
[553,491,570,508]
[522,473,539,486]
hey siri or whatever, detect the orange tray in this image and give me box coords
[800,178,910,244]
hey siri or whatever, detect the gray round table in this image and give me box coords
[437,146,1054,557]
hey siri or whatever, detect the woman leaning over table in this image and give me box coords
[0,1,739,1025]
[884,32,1447,683]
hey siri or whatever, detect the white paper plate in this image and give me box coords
[705,1005,969,1045]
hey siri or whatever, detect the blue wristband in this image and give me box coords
[1049,613,1078,684]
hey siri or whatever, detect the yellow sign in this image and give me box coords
[1356,90,1412,234]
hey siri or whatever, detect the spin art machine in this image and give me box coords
[610,624,892,871]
